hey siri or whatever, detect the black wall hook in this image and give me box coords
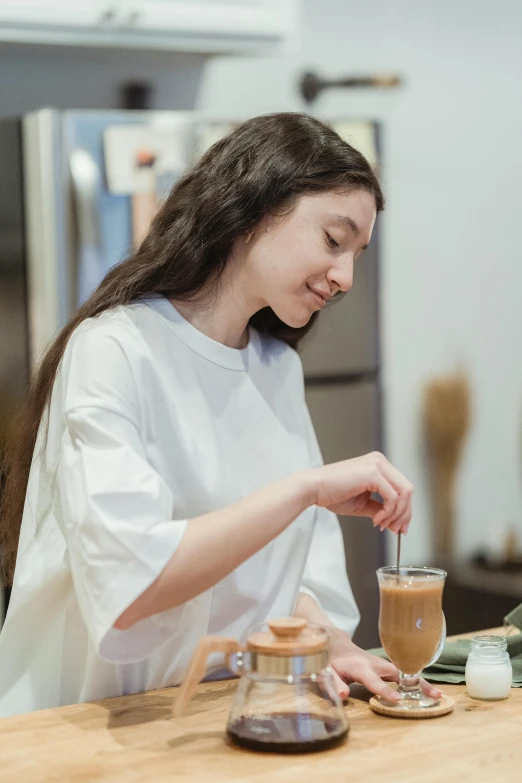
[300,71,402,104]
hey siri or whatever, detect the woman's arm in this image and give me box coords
[115,471,312,629]
[116,451,412,630]
[294,591,337,629]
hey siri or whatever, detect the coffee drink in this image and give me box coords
[379,579,444,674]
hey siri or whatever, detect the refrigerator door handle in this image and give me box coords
[69,148,104,304]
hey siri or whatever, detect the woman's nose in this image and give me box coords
[328,256,354,293]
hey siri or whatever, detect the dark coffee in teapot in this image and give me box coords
[227,712,348,754]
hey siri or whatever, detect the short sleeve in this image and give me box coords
[299,506,360,636]
[55,321,188,663]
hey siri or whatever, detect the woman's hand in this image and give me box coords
[305,452,413,534]
[329,630,442,703]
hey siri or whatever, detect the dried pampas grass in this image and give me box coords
[423,374,471,556]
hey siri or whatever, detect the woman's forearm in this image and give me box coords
[294,592,335,628]
[294,592,354,650]
[115,471,314,629]
[115,449,414,631]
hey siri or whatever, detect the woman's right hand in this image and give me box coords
[305,452,413,534]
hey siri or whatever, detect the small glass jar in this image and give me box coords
[465,635,512,700]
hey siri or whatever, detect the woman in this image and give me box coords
[0,113,441,715]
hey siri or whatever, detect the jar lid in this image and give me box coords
[471,635,508,653]
[247,617,329,657]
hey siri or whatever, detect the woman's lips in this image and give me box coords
[307,285,327,308]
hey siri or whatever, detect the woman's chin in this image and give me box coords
[275,309,313,329]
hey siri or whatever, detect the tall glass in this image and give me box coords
[376,566,446,711]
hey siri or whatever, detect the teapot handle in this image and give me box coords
[172,636,243,718]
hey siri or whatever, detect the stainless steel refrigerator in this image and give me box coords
[0,110,383,645]
[300,207,384,648]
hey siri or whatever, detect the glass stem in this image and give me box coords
[398,672,421,693]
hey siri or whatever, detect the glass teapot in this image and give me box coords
[173,617,349,754]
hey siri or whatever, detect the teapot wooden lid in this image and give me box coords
[247,618,329,656]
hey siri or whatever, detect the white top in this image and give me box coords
[0,296,359,716]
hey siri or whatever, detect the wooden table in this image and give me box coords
[1,628,521,782]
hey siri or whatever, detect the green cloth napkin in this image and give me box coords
[368,603,522,687]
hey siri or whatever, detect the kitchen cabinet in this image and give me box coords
[0,0,299,54]
[0,1,106,29]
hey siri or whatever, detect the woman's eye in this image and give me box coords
[325,233,339,249]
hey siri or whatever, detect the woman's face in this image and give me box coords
[246,189,377,328]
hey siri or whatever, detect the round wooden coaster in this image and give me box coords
[369,693,454,719]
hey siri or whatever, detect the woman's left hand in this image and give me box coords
[329,630,443,703]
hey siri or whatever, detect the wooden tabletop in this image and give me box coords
[1,628,521,783]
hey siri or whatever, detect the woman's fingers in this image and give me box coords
[317,452,413,534]
[376,664,442,700]
[361,671,441,703]
[330,652,444,710]
[331,667,350,700]
[357,668,401,703]
[356,497,384,518]
[368,466,399,525]
[374,456,413,533]
[386,495,413,533]
[388,508,411,535]
[346,656,401,703]
[328,496,383,518]
[420,677,443,699]
[374,661,400,682]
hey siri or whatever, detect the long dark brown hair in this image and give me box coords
[0,112,384,584]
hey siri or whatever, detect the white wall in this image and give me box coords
[196,0,522,564]
[1,1,521,565]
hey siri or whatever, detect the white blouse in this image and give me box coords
[0,295,359,716]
